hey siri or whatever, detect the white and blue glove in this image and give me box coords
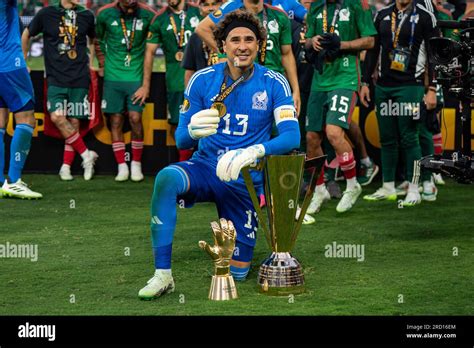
[188,109,220,140]
[216,144,265,182]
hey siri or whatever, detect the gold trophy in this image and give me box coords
[242,154,326,295]
[199,218,238,301]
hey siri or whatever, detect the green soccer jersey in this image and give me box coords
[256,5,293,74]
[148,4,202,92]
[96,1,156,82]
[436,10,455,39]
[305,0,376,91]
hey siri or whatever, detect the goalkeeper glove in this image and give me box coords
[188,108,220,140]
[216,144,265,182]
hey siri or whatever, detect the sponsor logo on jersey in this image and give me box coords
[190,16,200,28]
[267,19,279,34]
[180,98,191,113]
[167,24,173,31]
[338,115,346,122]
[136,19,143,30]
[101,99,107,109]
[246,232,256,239]
[410,14,419,24]
[383,15,390,21]
[252,90,268,110]
[339,8,350,21]
[317,13,323,19]
[111,20,118,26]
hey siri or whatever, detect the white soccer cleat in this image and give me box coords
[402,190,421,207]
[295,206,316,225]
[422,181,438,202]
[59,164,73,181]
[82,150,98,181]
[115,163,129,182]
[336,183,362,213]
[138,270,175,300]
[307,186,330,214]
[363,186,397,201]
[131,161,144,182]
[432,173,445,186]
[2,179,43,200]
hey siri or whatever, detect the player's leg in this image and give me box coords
[0,68,41,199]
[419,119,438,201]
[348,122,379,186]
[364,85,399,201]
[139,160,212,300]
[0,104,7,189]
[126,82,145,182]
[325,90,361,213]
[306,91,330,215]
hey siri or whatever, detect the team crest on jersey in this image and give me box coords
[180,98,191,113]
[410,14,419,24]
[136,19,144,31]
[267,20,279,34]
[339,9,350,21]
[190,16,200,28]
[252,91,268,111]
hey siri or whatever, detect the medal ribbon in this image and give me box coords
[322,1,342,34]
[62,8,77,49]
[391,5,417,49]
[259,6,268,65]
[120,16,137,53]
[169,10,186,49]
[215,66,253,103]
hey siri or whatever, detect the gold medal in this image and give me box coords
[67,49,77,60]
[175,51,184,62]
[211,102,227,117]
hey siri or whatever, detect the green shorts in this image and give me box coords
[47,85,89,119]
[167,91,184,125]
[102,80,144,114]
[306,89,357,132]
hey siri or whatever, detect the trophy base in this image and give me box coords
[209,275,238,301]
[258,252,305,296]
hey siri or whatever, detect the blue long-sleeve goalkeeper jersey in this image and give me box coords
[0,0,26,73]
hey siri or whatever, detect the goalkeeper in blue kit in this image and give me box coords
[139,10,300,300]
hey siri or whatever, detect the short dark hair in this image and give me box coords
[213,10,267,52]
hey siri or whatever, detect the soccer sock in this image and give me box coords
[433,133,443,155]
[337,151,357,190]
[8,124,34,183]
[360,157,372,167]
[382,181,395,192]
[0,128,5,183]
[316,166,325,186]
[112,141,126,164]
[131,140,143,163]
[63,144,76,166]
[150,166,188,270]
[65,132,87,156]
[178,149,193,162]
[230,240,253,281]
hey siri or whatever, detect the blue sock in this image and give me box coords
[150,165,189,269]
[0,129,5,183]
[230,240,254,281]
[8,124,34,183]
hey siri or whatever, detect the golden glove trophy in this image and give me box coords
[242,154,325,295]
[199,218,238,301]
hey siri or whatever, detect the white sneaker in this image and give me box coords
[396,181,422,196]
[336,183,362,213]
[131,161,144,182]
[363,186,397,201]
[422,181,438,202]
[2,179,43,199]
[403,190,421,207]
[138,270,175,300]
[59,164,73,181]
[295,207,316,225]
[307,186,331,214]
[432,173,445,186]
[115,163,129,182]
[82,150,98,181]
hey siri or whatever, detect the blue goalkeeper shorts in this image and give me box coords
[0,68,35,113]
[173,159,259,250]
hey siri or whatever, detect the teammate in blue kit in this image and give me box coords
[0,0,42,199]
[139,10,300,300]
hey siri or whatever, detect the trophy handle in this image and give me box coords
[291,155,327,246]
[241,166,273,250]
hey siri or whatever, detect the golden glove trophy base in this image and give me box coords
[258,252,305,296]
[209,274,238,301]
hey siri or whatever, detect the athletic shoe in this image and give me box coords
[402,190,421,207]
[326,180,342,199]
[295,206,316,225]
[82,150,98,181]
[336,183,362,213]
[357,161,379,186]
[115,163,129,182]
[396,181,422,196]
[131,161,144,182]
[307,186,331,214]
[363,187,397,201]
[432,173,446,186]
[2,179,43,199]
[138,270,175,300]
[422,182,438,202]
[59,164,73,181]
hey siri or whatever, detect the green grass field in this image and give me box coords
[0,174,472,315]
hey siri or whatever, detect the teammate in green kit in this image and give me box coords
[304,0,376,214]
[145,0,202,161]
[95,0,156,182]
